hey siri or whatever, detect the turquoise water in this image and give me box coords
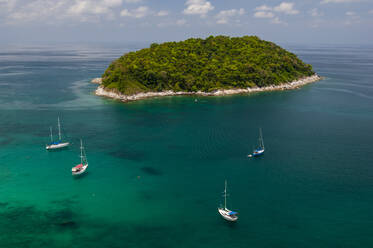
[0,44,372,247]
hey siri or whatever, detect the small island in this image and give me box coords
[96,36,320,102]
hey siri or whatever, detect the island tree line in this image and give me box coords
[102,36,315,94]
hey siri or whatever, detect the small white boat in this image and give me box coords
[218,180,238,222]
[248,128,265,157]
[46,117,69,150]
[72,139,88,176]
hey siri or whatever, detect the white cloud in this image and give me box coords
[253,2,298,25]
[216,8,245,24]
[2,0,127,24]
[3,0,171,24]
[344,10,360,25]
[0,0,17,11]
[255,5,272,11]
[120,9,131,16]
[156,10,169,16]
[124,0,142,3]
[271,17,286,25]
[309,8,323,17]
[321,0,361,3]
[68,0,122,15]
[7,0,70,23]
[104,0,123,6]
[273,2,299,15]
[253,3,294,25]
[345,11,356,16]
[183,0,214,17]
[120,6,151,18]
[254,11,274,18]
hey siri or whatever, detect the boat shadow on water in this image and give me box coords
[218,217,239,228]
[250,154,265,160]
[72,171,89,179]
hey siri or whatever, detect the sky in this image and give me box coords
[0,0,372,45]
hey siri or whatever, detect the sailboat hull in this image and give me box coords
[72,164,88,176]
[252,149,265,157]
[218,208,238,222]
[46,142,70,150]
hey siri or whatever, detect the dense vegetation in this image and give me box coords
[102,36,314,94]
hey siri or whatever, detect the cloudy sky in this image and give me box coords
[0,0,372,44]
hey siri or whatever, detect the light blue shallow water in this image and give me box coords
[0,43,372,247]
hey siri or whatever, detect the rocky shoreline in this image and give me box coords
[94,74,321,102]
[91,78,103,84]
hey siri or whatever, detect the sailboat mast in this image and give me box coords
[224,180,227,209]
[80,139,83,164]
[58,117,62,141]
[50,127,53,142]
[259,128,264,148]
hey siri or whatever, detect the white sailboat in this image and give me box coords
[248,128,265,157]
[72,139,88,176]
[46,117,69,150]
[218,180,238,222]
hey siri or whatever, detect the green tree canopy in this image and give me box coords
[102,36,314,94]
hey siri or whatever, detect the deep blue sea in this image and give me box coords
[0,43,372,248]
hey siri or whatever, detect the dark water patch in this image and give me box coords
[0,202,8,207]
[78,221,186,248]
[49,208,75,221]
[50,198,77,208]
[19,172,31,179]
[0,203,81,247]
[56,220,78,229]
[140,166,162,176]
[0,137,14,146]
[50,208,78,230]
[137,190,154,201]
[48,208,80,230]
[109,149,147,162]
[171,191,183,199]
[0,167,12,180]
